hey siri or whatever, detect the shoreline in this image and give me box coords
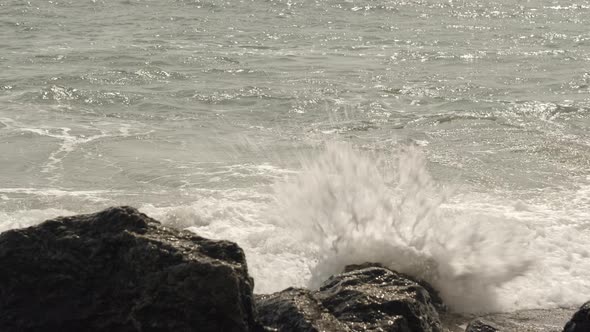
[0,206,586,332]
[442,307,576,332]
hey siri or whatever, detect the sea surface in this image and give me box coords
[1,0,590,313]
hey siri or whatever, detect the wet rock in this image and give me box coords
[465,318,499,332]
[317,266,442,332]
[257,265,442,332]
[563,301,590,332]
[256,288,350,332]
[0,206,257,332]
[344,262,446,313]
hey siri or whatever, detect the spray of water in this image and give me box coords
[272,142,533,313]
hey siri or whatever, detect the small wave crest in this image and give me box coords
[0,208,75,234]
[39,85,142,106]
[272,142,533,313]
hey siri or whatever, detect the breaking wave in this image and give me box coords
[272,142,533,313]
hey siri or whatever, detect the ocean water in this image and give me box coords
[1,0,590,313]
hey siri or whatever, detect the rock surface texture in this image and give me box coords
[0,206,257,332]
[256,288,351,332]
[257,265,443,332]
[563,301,590,332]
[465,318,499,332]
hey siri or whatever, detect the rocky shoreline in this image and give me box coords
[0,206,586,331]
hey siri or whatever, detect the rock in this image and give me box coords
[563,301,590,332]
[344,262,446,313]
[256,288,351,332]
[465,318,499,332]
[317,266,442,332]
[257,265,442,332]
[0,206,258,332]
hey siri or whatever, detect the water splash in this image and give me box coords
[272,142,533,313]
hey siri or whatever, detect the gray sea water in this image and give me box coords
[1,0,590,313]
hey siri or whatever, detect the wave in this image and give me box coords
[138,144,589,313]
[271,142,534,313]
[0,207,75,234]
[2,143,588,314]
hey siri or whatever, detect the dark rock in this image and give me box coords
[0,206,258,332]
[317,266,442,332]
[344,262,446,313]
[465,318,499,332]
[563,301,590,332]
[256,288,351,332]
[257,265,442,332]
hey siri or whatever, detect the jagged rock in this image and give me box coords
[256,288,351,332]
[344,262,446,313]
[0,206,258,332]
[465,318,499,332]
[563,301,590,332]
[317,266,442,332]
[257,265,442,332]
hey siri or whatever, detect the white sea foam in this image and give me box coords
[19,127,109,176]
[140,191,313,294]
[137,145,590,313]
[0,208,75,233]
[454,180,590,311]
[271,142,534,313]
